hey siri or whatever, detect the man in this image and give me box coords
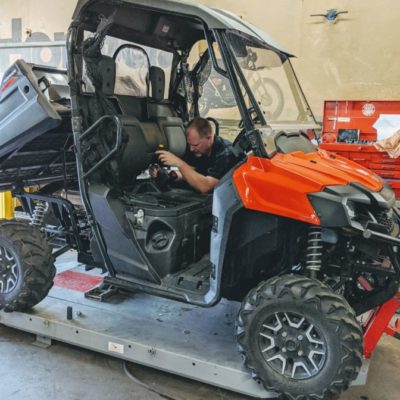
[152,117,238,193]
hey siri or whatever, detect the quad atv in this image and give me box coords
[0,1,399,399]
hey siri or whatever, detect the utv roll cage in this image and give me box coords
[65,0,294,302]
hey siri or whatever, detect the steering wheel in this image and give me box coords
[233,127,246,148]
[206,117,220,136]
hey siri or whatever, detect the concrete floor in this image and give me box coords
[0,313,399,399]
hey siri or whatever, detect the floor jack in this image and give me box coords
[362,292,400,359]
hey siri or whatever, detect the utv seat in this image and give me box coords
[98,56,186,184]
[147,66,187,158]
[147,66,175,119]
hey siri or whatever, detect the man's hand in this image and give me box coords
[155,150,217,193]
[155,150,184,168]
[149,163,161,178]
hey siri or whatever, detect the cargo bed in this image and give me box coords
[0,60,76,190]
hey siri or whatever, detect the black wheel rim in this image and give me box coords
[258,312,327,380]
[0,245,19,294]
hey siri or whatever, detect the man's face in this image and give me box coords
[186,128,213,158]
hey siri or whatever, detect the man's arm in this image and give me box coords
[178,161,218,193]
[156,150,218,193]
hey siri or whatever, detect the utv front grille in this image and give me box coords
[376,211,394,234]
[354,204,398,235]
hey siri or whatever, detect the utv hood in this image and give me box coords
[272,150,383,193]
[233,151,384,225]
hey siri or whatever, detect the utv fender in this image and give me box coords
[206,169,242,304]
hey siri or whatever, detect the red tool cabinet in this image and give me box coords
[319,100,400,197]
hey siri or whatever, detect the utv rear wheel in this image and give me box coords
[0,220,55,312]
[236,275,363,400]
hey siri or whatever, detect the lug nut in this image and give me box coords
[297,335,303,341]
[282,347,287,353]
[282,332,288,338]
[298,350,304,356]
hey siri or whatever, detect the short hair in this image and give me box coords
[186,117,212,138]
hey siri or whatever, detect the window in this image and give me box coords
[188,40,241,140]
[226,31,315,128]
[82,33,173,98]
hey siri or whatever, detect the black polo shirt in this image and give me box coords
[183,136,238,179]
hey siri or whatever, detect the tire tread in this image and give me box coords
[235,274,363,400]
[0,219,55,312]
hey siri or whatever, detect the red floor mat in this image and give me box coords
[53,270,103,292]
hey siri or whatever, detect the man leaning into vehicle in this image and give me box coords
[151,117,238,193]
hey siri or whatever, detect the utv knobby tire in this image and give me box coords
[0,220,55,312]
[236,275,363,400]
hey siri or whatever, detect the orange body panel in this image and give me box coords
[320,142,400,197]
[233,150,383,225]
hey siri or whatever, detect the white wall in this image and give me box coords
[0,0,75,76]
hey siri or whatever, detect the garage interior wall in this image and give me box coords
[1,0,400,121]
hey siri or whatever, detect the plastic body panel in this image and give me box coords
[320,143,400,197]
[232,153,382,225]
[207,170,243,304]
[88,184,158,282]
[125,190,212,277]
[0,60,76,191]
[0,60,62,157]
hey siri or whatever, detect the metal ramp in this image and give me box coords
[0,259,369,398]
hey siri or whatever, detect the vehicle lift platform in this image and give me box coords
[0,252,398,398]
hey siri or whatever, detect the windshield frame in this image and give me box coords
[215,29,318,131]
[212,29,265,133]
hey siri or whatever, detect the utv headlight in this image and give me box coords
[308,192,350,228]
[371,173,395,201]
[380,182,396,204]
[308,185,371,228]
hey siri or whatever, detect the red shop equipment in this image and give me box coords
[320,100,400,197]
[362,292,400,358]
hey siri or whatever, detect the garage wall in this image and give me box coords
[0,0,75,72]
[200,0,400,119]
[1,0,399,120]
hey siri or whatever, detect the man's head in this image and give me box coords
[186,117,214,158]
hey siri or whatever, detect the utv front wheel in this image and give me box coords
[236,275,363,400]
[0,220,55,312]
